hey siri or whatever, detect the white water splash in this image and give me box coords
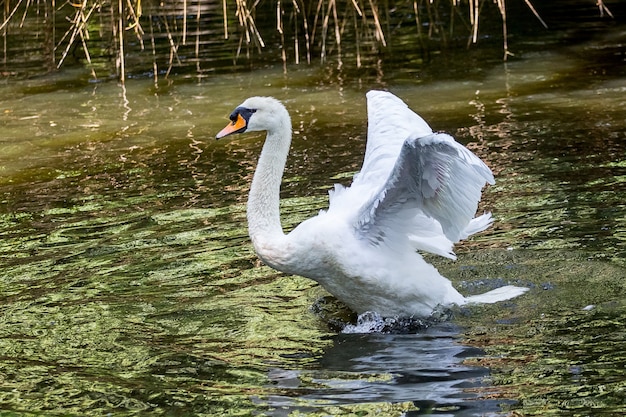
[341,311,428,334]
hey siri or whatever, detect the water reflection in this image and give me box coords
[262,324,509,416]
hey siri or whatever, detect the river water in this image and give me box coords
[1,3,626,416]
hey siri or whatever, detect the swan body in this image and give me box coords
[216,91,528,318]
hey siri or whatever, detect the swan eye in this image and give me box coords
[233,107,256,124]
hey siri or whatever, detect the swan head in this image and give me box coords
[216,96,290,139]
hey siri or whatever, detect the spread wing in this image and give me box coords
[355,132,495,254]
[327,90,433,220]
[353,90,433,189]
[326,90,494,259]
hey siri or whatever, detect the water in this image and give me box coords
[1,6,626,417]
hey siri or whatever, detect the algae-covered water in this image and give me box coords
[1,6,626,416]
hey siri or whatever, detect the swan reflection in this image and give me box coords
[261,323,514,416]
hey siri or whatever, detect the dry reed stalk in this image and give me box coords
[523,0,547,28]
[284,0,307,65]
[596,0,613,18]
[310,0,323,47]
[293,0,312,63]
[0,0,22,31]
[353,3,360,67]
[148,12,158,83]
[76,8,97,79]
[367,0,384,46]
[182,0,186,44]
[412,0,420,37]
[319,0,335,63]
[495,0,510,60]
[117,0,125,82]
[125,0,145,48]
[291,0,299,64]
[314,0,361,65]
[349,0,362,16]
[411,0,429,57]
[235,0,265,51]
[18,0,32,27]
[56,0,98,71]
[195,2,201,72]
[222,0,228,39]
[468,0,479,44]
[330,0,341,65]
[464,0,547,57]
[0,0,614,80]
[277,0,285,66]
[161,13,182,77]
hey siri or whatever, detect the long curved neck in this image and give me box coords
[247,117,292,247]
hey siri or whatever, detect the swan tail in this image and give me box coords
[464,285,529,304]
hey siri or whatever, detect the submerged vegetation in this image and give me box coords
[0,0,615,80]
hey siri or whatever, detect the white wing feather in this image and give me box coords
[354,90,433,187]
[357,133,494,244]
[328,90,494,259]
[328,90,432,216]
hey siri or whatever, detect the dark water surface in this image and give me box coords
[1,6,626,416]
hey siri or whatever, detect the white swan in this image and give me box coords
[216,90,528,318]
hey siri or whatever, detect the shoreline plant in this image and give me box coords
[0,0,615,81]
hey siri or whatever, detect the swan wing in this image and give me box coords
[327,90,433,220]
[352,90,433,188]
[356,132,495,249]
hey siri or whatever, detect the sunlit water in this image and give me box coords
[1,13,626,417]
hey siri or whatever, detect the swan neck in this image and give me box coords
[247,122,292,243]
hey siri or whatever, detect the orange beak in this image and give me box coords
[216,113,247,139]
